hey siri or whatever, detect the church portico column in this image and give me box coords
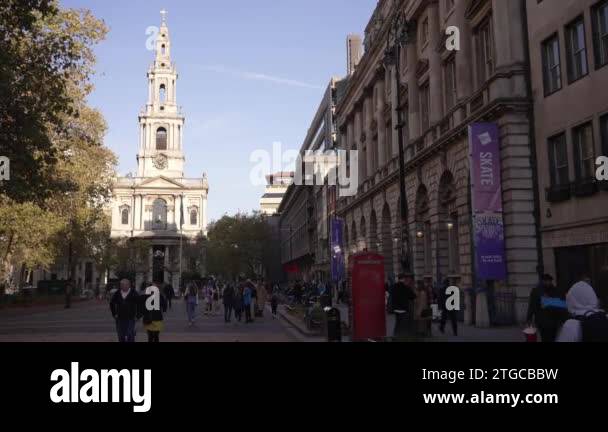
[164,246,170,284]
[148,246,153,284]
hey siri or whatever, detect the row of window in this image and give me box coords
[547,114,608,198]
[541,0,608,95]
[419,16,494,133]
[120,203,199,227]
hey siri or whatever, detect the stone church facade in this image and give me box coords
[110,12,209,290]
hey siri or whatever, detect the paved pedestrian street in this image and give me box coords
[0,300,296,342]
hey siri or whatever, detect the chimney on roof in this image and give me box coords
[347,34,363,76]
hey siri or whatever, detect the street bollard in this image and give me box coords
[325,307,342,342]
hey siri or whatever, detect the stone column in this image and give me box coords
[139,195,144,230]
[355,109,364,186]
[147,122,153,150]
[406,43,420,141]
[148,246,153,281]
[455,0,473,101]
[164,246,170,284]
[495,0,527,68]
[428,3,443,124]
[365,95,374,177]
[133,195,140,231]
[376,80,386,167]
[148,77,152,104]
[131,194,136,230]
[202,195,208,233]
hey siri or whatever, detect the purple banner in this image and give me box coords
[330,218,345,282]
[473,213,507,280]
[469,123,503,213]
[469,123,507,281]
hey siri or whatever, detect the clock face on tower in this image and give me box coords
[153,153,168,170]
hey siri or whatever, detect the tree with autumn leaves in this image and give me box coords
[0,1,116,291]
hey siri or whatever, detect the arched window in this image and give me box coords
[159,84,166,103]
[152,199,168,229]
[190,208,198,226]
[156,127,167,150]
[161,44,166,56]
[121,207,129,225]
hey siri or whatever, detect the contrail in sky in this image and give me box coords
[199,64,324,90]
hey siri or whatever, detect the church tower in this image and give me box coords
[137,10,185,178]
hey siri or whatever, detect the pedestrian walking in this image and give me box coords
[526,274,569,342]
[164,283,175,310]
[223,284,235,323]
[557,276,608,342]
[109,279,139,343]
[271,289,279,319]
[392,273,417,340]
[64,281,73,309]
[184,282,198,326]
[249,279,257,321]
[140,280,168,343]
[203,283,213,315]
[212,284,221,315]
[234,285,244,322]
[439,279,458,337]
[243,282,253,323]
[414,280,432,337]
[257,280,268,318]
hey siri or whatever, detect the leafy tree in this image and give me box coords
[0,0,109,204]
[206,213,272,280]
[103,238,152,284]
[0,198,64,289]
[0,1,113,289]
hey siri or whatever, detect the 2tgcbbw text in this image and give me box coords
[422,369,559,384]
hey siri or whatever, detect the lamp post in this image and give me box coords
[384,11,415,274]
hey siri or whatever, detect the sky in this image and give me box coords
[59,0,377,222]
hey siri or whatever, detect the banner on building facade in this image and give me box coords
[468,123,507,281]
[330,218,345,282]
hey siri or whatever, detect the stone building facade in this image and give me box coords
[110,13,209,290]
[259,172,294,216]
[279,78,344,282]
[336,0,540,325]
[526,0,608,292]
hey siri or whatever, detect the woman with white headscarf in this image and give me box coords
[557,280,607,342]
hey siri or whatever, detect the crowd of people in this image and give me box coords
[107,267,607,343]
[386,268,608,342]
[109,276,279,342]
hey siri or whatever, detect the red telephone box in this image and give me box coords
[350,252,386,341]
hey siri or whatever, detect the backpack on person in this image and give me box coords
[576,312,608,342]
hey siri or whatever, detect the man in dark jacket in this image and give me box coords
[392,273,417,340]
[110,279,139,343]
[527,274,568,342]
[163,283,174,309]
[222,284,235,323]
